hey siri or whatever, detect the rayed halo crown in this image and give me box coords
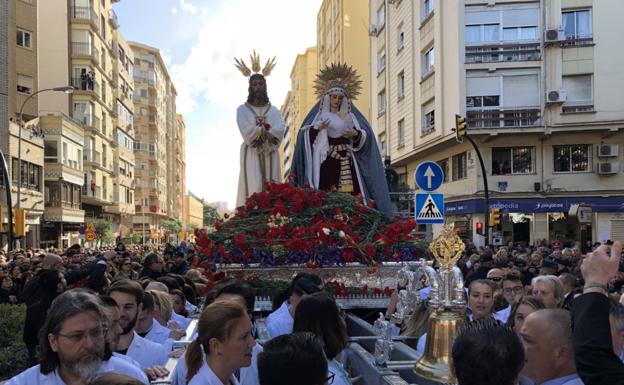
[234,50,277,78]
[314,63,362,100]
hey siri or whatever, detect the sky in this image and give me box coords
[113,0,323,209]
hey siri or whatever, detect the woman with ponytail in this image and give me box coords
[185,300,256,385]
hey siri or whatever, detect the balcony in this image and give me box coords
[71,42,100,65]
[467,107,541,129]
[74,113,102,132]
[70,6,99,31]
[84,149,101,165]
[465,42,541,64]
[71,77,100,97]
[109,9,119,29]
[82,185,101,199]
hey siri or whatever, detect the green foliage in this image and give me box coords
[94,218,115,245]
[0,304,29,380]
[203,205,220,227]
[161,217,183,234]
[130,232,143,244]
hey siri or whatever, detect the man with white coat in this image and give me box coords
[108,279,169,369]
[6,290,148,385]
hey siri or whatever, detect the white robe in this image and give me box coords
[187,359,241,385]
[144,318,174,351]
[125,331,169,369]
[6,356,149,385]
[265,300,293,339]
[236,103,285,207]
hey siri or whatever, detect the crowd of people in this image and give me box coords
[0,237,622,385]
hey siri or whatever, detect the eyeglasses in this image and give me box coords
[57,327,107,344]
[325,372,335,384]
[503,286,524,294]
[488,277,503,282]
[123,262,131,266]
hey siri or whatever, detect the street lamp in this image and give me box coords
[16,86,74,209]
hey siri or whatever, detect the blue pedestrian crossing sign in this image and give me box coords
[415,193,445,224]
[414,161,444,192]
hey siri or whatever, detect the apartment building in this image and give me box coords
[279,47,318,176]
[174,114,187,224]
[40,113,86,247]
[317,0,371,120]
[0,0,45,248]
[370,0,624,245]
[129,41,177,237]
[38,0,135,242]
[186,192,204,230]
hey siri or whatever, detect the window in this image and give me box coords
[503,26,538,41]
[140,89,148,97]
[423,47,434,76]
[437,159,449,183]
[16,29,32,48]
[553,145,591,173]
[378,134,386,155]
[44,141,58,163]
[466,95,500,108]
[465,24,499,43]
[17,74,33,94]
[423,110,435,135]
[397,119,405,147]
[397,29,405,51]
[11,159,41,191]
[378,89,387,114]
[422,0,435,19]
[452,152,467,181]
[563,75,592,105]
[377,3,385,29]
[397,71,405,99]
[562,10,592,39]
[378,49,386,74]
[492,147,534,175]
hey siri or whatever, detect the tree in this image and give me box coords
[94,219,115,246]
[130,232,142,245]
[203,205,220,227]
[161,217,183,234]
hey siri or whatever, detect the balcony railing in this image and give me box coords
[74,113,102,132]
[71,77,100,97]
[71,42,100,65]
[467,107,541,129]
[465,42,541,64]
[109,9,119,29]
[70,6,98,30]
[84,149,101,164]
[82,185,102,199]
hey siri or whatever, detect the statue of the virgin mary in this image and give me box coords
[290,64,393,214]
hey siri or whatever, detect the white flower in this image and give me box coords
[322,228,331,236]
[338,230,346,238]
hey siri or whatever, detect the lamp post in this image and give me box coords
[17,86,75,208]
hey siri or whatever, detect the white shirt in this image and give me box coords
[171,311,191,330]
[173,343,263,385]
[328,358,351,385]
[145,318,174,350]
[494,304,512,323]
[125,331,169,369]
[112,351,142,369]
[6,356,149,385]
[188,359,240,385]
[265,301,293,338]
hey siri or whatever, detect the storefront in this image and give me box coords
[445,196,624,246]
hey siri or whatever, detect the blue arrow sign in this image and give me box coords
[414,161,444,192]
[415,193,445,224]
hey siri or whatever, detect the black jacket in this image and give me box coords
[572,293,624,385]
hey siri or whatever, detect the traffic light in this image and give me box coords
[455,114,467,142]
[475,221,484,235]
[14,208,26,237]
[490,208,501,227]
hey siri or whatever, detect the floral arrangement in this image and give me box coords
[193,180,426,271]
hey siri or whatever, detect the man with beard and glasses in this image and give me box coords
[6,289,148,385]
[234,53,285,207]
[107,279,169,369]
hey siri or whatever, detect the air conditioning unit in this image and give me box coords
[546,89,567,104]
[369,24,378,36]
[544,28,565,43]
[598,162,620,175]
[598,144,619,158]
